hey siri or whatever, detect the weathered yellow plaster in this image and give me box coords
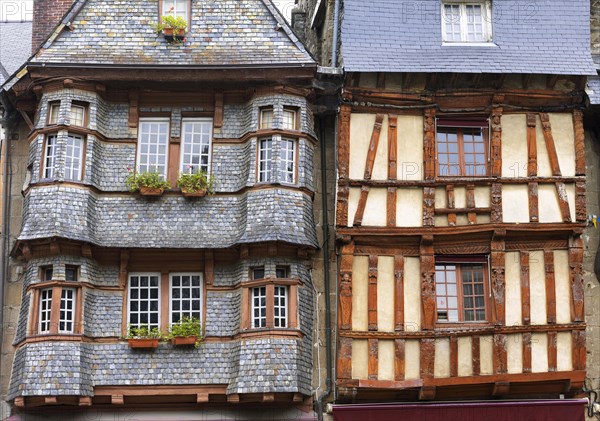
[557,332,573,371]
[362,188,388,226]
[457,336,473,377]
[538,184,563,223]
[529,250,547,325]
[404,257,421,331]
[501,114,528,178]
[404,339,421,380]
[531,333,549,373]
[397,116,424,181]
[479,335,494,375]
[378,340,395,380]
[434,338,450,378]
[352,256,369,331]
[377,256,395,332]
[507,333,523,374]
[503,185,530,223]
[347,187,361,227]
[505,252,522,326]
[475,186,491,208]
[554,250,572,324]
[352,339,369,379]
[396,188,423,227]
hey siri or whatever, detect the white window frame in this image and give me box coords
[162,0,189,23]
[251,286,267,328]
[279,138,296,184]
[258,138,273,182]
[48,103,60,125]
[282,108,297,131]
[274,285,288,328]
[70,104,86,127]
[179,118,213,175]
[58,288,76,334]
[39,288,53,334]
[43,134,58,179]
[127,272,161,329]
[65,133,84,181]
[137,118,170,178]
[259,107,274,130]
[441,1,492,44]
[169,272,203,325]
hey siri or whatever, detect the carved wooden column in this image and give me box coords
[394,255,405,331]
[339,241,355,331]
[423,187,435,227]
[493,333,507,374]
[526,113,537,177]
[336,105,352,227]
[491,183,503,223]
[387,115,398,227]
[420,235,436,330]
[544,250,556,324]
[491,230,506,325]
[520,251,531,325]
[573,109,585,176]
[368,255,378,331]
[575,181,587,223]
[490,105,503,177]
[423,109,436,180]
[569,234,584,322]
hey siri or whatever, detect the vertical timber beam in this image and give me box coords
[447,185,456,226]
[523,332,532,373]
[424,109,436,180]
[569,235,584,322]
[544,250,556,324]
[548,331,558,372]
[394,255,405,331]
[491,183,503,223]
[387,116,398,227]
[336,105,351,227]
[395,339,405,381]
[520,251,531,325]
[493,334,507,374]
[576,181,587,223]
[526,113,537,177]
[529,182,539,223]
[573,109,585,176]
[449,336,458,378]
[420,235,436,330]
[420,338,435,380]
[490,104,503,177]
[339,241,355,331]
[472,335,481,376]
[368,255,378,331]
[491,230,506,325]
[572,330,586,371]
[423,187,436,227]
[368,339,378,380]
[337,337,353,382]
[466,184,476,224]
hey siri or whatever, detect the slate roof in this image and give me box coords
[30,0,314,68]
[341,0,596,75]
[0,22,32,86]
[587,75,600,105]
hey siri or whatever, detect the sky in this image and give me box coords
[0,0,295,22]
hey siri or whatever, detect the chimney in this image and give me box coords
[32,0,75,50]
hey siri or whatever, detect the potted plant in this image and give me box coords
[168,316,203,347]
[154,13,188,43]
[177,169,214,197]
[126,324,163,349]
[125,169,170,196]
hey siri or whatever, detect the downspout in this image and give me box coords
[331,0,341,67]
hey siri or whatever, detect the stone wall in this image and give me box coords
[292,0,339,66]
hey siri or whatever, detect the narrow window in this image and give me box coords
[442,2,491,43]
[252,286,267,328]
[128,274,161,329]
[39,288,53,334]
[258,138,273,182]
[65,134,84,181]
[170,273,202,324]
[43,266,53,282]
[259,107,274,130]
[137,119,170,178]
[435,259,487,322]
[275,265,290,279]
[279,139,296,183]
[251,266,265,280]
[48,102,60,125]
[180,118,212,174]
[69,104,86,127]
[162,0,189,24]
[65,266,78,282]
[43,135,58,179]
[273,286,288,328]
[59,288,76,333]
[282,108,297,131]
[436,118,488,177]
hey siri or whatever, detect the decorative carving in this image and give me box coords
[575,181,586,223]
[423,187,436,227]
[573,109,585,176]
[572,330,586,371]
[569,235,584,322]
[394,255,405,331]
[395,339,405,381]
[466,184,476,224]
[388,115,398,180]
[435,243,490,255]
[544,251,556,324]
[387,187,397,227]
[528,182,538,223]
[353,186,370,226]
[337,337,353,380]
[472,335,481,375]
[368,339,378,380]
[423,109,437,180]
[364,114,384,180]
[490,183,503,223]
[128,91,139,128]
[493,334,507,374]
[523,332,532,373]
[555,182,572,223]
[491,231,506,325]
[420,338,435,379]
[420,236,436,330]
[526,113,537,177]
[337,183,349,227]
[338,105,352,179]
[547,331,557,372]
[520,252,531,325]
[368,255,378,331]
[490,107,503,176]
[339,243,355,331]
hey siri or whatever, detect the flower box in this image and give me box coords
[163,28,185,42]
[181,188,207,197]
[139,186,164,196]
[171,336,198,346]
[128,338,159,349]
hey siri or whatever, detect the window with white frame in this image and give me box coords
[282,108,297,131]
[170,273,202,324]
[43,135,58,179]
[39,288,53,334]
[273,286,288,328]
[70,104,86,127]
[162,0,189,23]
[258,138,273,182]
[128,273,160,329]
[260,107,274,130]
[137,119,170,178]
[58,288,76,333]
[442,2,491,43]
[65,134,84,181]
[180,119,212,174]
[252,286,267,328]
[48,102,60,125]
[280,139,296,183]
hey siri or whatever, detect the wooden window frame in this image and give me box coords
[441,1,492,44]
[65,265,79,282]
[257,138,273,182]
[259,107,274,130]
[273,285,288,328]
[159,0,191,29]
[30,283,83,336]
[69,102,88,128]
[168,272,203,325]
[279,138,297,184]
[47,102,60,125]
[251,285,268,328]
[241,277,299,331]
[58,287,77,334]
[64,133,85,181]
[127,272,162,330]
[435,256,490,325]
[436,119,489,177]
[41,134,59,179]
[137,118,170,179]
[179,118,213,175]
[282,107,299,131]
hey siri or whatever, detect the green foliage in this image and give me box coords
[168,316,203,347]
[177,170,214,193]
[125,169,170,192]
[153,15,188,39]
[126,324,164,340]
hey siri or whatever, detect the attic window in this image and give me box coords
[161,0,189,25]
[442,1,492,43]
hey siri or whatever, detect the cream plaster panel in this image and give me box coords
[456,215,468,225]
[477,215,491,224]
[479,335,494,375]
[349,114,389,180]
[352,339,369,379]
[435,187,447,208]
[434,338,450,378]
[397,116,424,181]
[352,256,369,331]
[506,333,523,374]
[404,257,421,331]
[475,186,491,208]
[505,252,522,326]
[502,185,529,223]
[378,340,395,381]
[396,188,423,227]
[529,250,547,325]
[404,339,421,380]
[501,114,528,178]
[554,250,571,324]
[362,188,388,226]
[538,184,562,223]
[531,333,549,373]
[347,187,361,227]
[377,256,395,332]
[549,113,576,177]
[557,332,573,371]
[435,216,449,227]
[457,337,473,377]
[454,186,466,209]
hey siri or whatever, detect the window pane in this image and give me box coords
[260,108,273,129]
[65,134,84,181]
[252,287,267,328]
[283,109,297,130]
[258,139,273,182]
[279,139,296,183]
[70,105,85,127]
[44,135,58,179]
[129,274,160,329]
[180,120,212,174]
[170,273,202,326]
[138,120,169,177]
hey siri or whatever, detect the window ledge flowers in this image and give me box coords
[177,169,214,197]
[125,169,170,196]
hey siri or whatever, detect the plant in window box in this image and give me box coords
[126,324,164,349]
[125,169,170,196]
[154,14,187,43]
[177,169,214,197]
[167,316,203,347]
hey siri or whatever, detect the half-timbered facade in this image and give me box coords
[326,0,596,418]
[0,0,320,418]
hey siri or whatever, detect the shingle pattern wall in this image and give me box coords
[83,291,122,338]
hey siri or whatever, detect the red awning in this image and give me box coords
[333,400,586,421]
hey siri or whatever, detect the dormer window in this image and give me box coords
[442,1,492,43]
[162,0,189,25]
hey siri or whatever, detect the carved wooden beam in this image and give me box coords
[419,386,436,400]
[368,338,378,380]
[569,235,584,322]
[571,330,586,371]
[420,235,436,330]
[111,395,124,405]
[466,184,476,224]
[214,92,224,128]
[364,114,384,180]
[394,255,405,331]
[447,185,456,226]
[491,230,506,326]
[339,242,355,331]
[197,392,209,403]
[572,109,585,176]
[490,183,503,223]
[555,182,572,223]
[492,381,510,396]
[423,187,435,227]
[424,109,436,180]
[523,332,532,373]
[544,251,556,324]
[490,107,503,177]
[204,250,214,286]
[128,91,139,128]
[338,105,352,180]
[472,335,481,376]
[575,181,586,223]
[387,115,398,227]
[449,336,458,378]
[394,338,405,381]
[337,183,349,227]
[528,182,539,223]
[79,396,92,406]
[337,337,353,381]
[387,187,397,227]
[539,113,562,176]
[353,186,370,226]
[527,113,537,177]
[520,251,531,325]
[493,334,507,374]
[368,255,378,331]
[420,338,435,379]
[548,331,557,372]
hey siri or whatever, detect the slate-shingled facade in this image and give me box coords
[0,0,320,418]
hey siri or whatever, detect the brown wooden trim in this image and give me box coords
[544,251,557,324]
[493,334,507,374]
[338,105,352,180]
[289,284,298,329]
[424,109,436,180]
[423,370,585,388]
[339,242,355,331]
[491,230,506,325]
[49,286,62,335]
[423,187,435,227]
[547,330,557,372]
[539,113,562,176]
[490,107,503,177]
[337,184,350,228]
[167,142,180,188]
[29,291,39,336]
[526,113,537,177]
[265,284,274,329]
[446,185,456,226]
[214,92,224,128]
[491,183,502,223]
[522,332,532,373]
[337,336,353,381]
[555,182,572,223]
[472,335,480,376]
[466,184,476,224]
[160,271,169,330]
[368,255,378,331]
[520,251,531,325]
[95,385,228,397]
[353,186,370,226]
[420,338,435,379]
[74,287,83,335]
[387,187,397,227]
[394,255,404,331]
[569,235,584,322]
[394,338,405,381]
[241,287,249,330]
[368,338,378,380]
[528,182,539,223]
[449,335,458,378]
[571,330,586,371]
[572,109,585,176]
[420,236,436,330]
[128,91,139,128]
[346,176,585,188]
[435,207,491,215]
[388,115,398,180]
[241,278,302,288]
[575,181,586,223]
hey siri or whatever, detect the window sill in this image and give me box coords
[441,42,497,47]
[238,328,302,340]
